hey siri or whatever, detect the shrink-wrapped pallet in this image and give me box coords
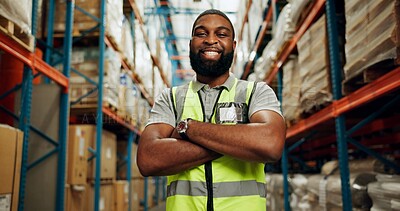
[118,73,140,125]
[248,0,265,47]
[0,0,32,34]
[297,14,332,115]
[290,174,311,211]
[252,0,311,81]
[266,174,285,211]
[282,56,302,126]
[368,174,400,211]
[53,0,123,45]
[120,19,134,65]
[67,47,121,109]
[321,158,399,176]
[134,20,154,96]
[344,0,400,81]
[105,0,123,45]
[307,173,376,210]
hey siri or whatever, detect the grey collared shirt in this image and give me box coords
[147,73,283,127]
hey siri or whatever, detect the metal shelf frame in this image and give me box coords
[68,1,172,209]
[127,0,171,88]
[0,0,70,210]
[63,1,143,210]
[240,1,273,80]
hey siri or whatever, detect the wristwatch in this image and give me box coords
[176,118,191,140]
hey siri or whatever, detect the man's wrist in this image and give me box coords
[176,118,192,140]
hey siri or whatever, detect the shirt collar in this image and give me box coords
[191,72,237,92]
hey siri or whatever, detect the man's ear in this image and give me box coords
[233,40,237,51]
[189,40,192,48]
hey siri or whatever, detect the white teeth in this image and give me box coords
[204,51,218,56]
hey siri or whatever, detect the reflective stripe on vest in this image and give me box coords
[167,180,266,198]
[168,79,266,211]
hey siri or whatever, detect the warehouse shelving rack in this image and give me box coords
[237,0,400,210]
[0,0,167,210]
[62,0,147,211]
[0,0,70,210]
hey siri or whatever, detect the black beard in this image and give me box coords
[189,50,234,77]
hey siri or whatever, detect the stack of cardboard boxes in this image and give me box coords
[0,124,23,211]
[67,125,134,210]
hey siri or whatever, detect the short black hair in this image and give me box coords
[191,9,235,40]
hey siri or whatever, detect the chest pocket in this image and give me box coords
[215,102,249,124]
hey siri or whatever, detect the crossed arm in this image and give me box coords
[137,109,286,176]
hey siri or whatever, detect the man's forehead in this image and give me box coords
[194,15,233,29]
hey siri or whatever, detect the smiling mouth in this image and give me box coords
[203,51,219,56]
[200,49,221,60]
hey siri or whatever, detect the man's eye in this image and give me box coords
[217,33,227,37]
[195,32,207,37]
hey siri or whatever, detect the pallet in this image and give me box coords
[71,100,118,113]
[87,178,115,185]
[342,59,398,95]
[0,15,34,52]
[117,110,138,126]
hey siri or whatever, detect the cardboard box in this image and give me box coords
[0,124,23,211]
[117,142,142,179]
[114,180,129,211]
[85,182,114,211]
[87,127,117,179]
[67,125,90,185]
[65,184,86,211]
[131,178,144,211]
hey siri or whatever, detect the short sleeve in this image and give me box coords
[146,88,176,127]
[248,82,284,118]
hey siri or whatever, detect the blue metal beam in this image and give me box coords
[27,148,58,170]
[94,0,106,210]
[143,177,149,211]
[71,68,99,85]
[127,132,136,211]
[347,138,400,173]
[0,106,59,147]
[18,66,33,211]
[44,0,55,83]
[72,24,100,43]
[75,5,101,22]
[56,0,74,210]
[0,84,22,100]
[288,131,317,153]
[326,0,352,210]
[288,155,313,171]
[346,95,400,136]
[69,86,98,106]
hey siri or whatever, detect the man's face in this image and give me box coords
[189,14,236,77]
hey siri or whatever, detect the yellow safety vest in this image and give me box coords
[167,79,266,211]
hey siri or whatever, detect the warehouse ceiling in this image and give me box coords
[141,0,241,81]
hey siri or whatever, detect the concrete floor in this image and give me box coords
[148,201,166,211]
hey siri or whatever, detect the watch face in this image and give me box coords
[177,121,187,132]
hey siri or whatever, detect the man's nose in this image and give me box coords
[204,35,218,44]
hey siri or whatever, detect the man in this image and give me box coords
[137,9,286,211]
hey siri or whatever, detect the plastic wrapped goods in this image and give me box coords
[0,0,32,34]
[307,173,376,210]
[321,158,399,176]
[368,174,400,211]
[344,0,399,80]
[282,56,302,125]
[297,14,332,114]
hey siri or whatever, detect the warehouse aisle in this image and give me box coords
[149,201,166,211]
